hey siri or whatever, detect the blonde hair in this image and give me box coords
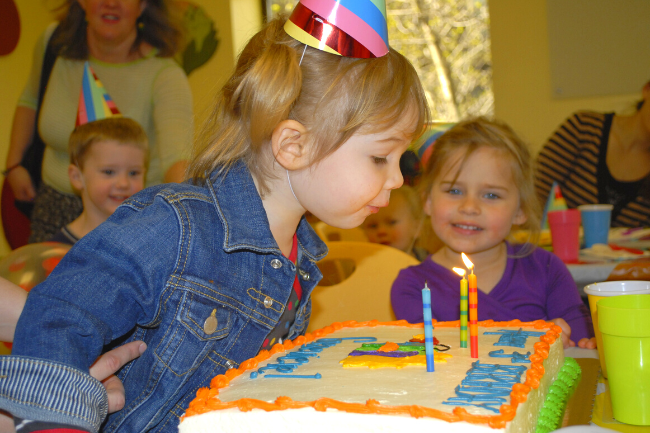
[69,118,149,169]
[418,117,541,254]
[188,17,430,194]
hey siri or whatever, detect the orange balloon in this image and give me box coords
[0,242,71,292]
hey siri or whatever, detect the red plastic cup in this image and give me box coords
[547,209,581,263]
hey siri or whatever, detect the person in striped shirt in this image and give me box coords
[535,81,650,227]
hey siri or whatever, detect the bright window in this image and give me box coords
[265,0,493,121]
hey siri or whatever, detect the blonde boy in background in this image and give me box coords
[362,185,430,260]
[49,117,148,244]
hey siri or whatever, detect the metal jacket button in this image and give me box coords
[299,270,310,281]
[263,296,273,308]
[270,259,282,269]
[225,360,235,369]
[203,309,218,334]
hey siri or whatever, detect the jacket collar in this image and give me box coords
[208,161,327,261]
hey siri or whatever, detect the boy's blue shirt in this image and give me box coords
[1,161,327,433]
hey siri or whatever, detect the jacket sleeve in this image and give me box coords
[2,194,181,432]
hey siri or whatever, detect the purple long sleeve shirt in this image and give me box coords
[391,243,594,342]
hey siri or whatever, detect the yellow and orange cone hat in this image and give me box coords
[76,62,121,127]
[284,0,389,59]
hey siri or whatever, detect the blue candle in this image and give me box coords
[422,282,435,372]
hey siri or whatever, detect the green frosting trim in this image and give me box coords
[535,357,582,433]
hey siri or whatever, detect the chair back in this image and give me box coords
[313,221,368,242]
[307,241,419,332]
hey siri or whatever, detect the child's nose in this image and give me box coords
[116,174,130,188]
[459,196,480,215]
[385,162,404,190]
[376,224,389,235]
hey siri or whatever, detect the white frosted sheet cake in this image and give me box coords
[180,320,566,433]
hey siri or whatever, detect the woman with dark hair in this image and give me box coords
[535,81,650,227]
[4,0,193,243]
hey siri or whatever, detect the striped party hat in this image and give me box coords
[284,0,389,59]
[76,62,121,127]
[414,122,456,167]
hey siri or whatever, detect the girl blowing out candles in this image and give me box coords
[0,2,429,432]
[391,118,596,349]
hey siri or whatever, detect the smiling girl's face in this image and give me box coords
[425,146,527,257]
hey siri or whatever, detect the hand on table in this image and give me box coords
[550,318,575,349]
[577,337,597,349]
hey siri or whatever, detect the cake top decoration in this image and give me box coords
[284,0,389,58]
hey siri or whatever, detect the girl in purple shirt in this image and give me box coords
[391,118,595,347]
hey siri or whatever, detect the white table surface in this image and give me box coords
[565,346,599,359]
[567,261,618,296]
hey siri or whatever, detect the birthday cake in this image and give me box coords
[179,320,577,433]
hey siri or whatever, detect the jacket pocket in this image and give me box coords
[154,290,232,376]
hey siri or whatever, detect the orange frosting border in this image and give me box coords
[183,319,561,429]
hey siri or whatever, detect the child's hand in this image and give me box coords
[89,341,147,413]
[577,337,597,349]
[550,318,575,349]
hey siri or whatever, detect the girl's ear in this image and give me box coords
[512,206,527,226]
[271,120,311,170]
[423,193,434,217]
[69,164,84,192]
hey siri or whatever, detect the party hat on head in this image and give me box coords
[414,122,456,167]
[284,0,389,59]
[541,182,568,229]
[76,62,121,127]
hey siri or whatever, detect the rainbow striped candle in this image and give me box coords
[421,282,435,372]
[462,253,478,358]
[468,270,478,358]
[453,267,469,348]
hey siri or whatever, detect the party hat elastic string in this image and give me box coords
[287,170,301,205]
[298,44,308,66]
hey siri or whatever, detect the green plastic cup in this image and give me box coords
[584,281,650,378]
[598,294,650,425]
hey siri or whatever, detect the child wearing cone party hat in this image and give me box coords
[0,1,429,432]
[48,62,149,245]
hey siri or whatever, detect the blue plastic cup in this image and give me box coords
[578,204,613,248]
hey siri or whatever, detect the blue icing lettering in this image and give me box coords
[484,328,545,348]
[250,337,375,379]
[257,363,299,374]
[489,349,531,363]
[442,360,527,414]
[264,373,322,379]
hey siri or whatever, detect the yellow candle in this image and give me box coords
[453,267,468,348]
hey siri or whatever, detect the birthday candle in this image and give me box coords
[453,267,468,348]
[462,253,479,358]
[421,282,435,372]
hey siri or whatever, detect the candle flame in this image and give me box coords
[461,253,474,271]
[453,267,466,277]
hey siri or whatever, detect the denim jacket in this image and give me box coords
[0,161,327,432]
